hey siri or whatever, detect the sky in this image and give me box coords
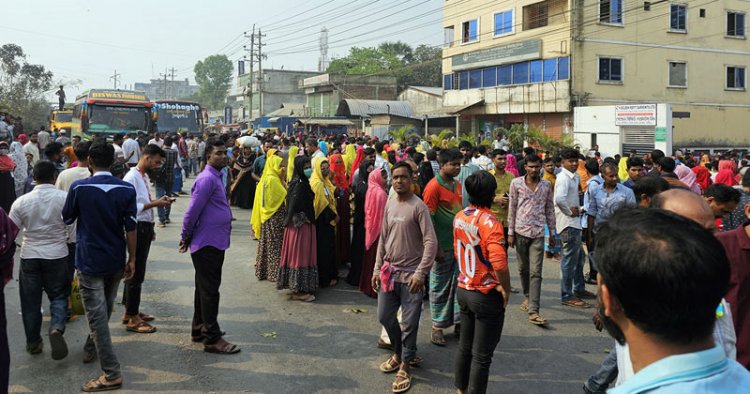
[3,0,443,101]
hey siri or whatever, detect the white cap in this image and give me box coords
[60,129,67,134]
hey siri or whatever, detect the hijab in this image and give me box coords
[349,147,365,187]
[310,156,336,220]
[236,147,255,168]
[364,168,387,250]
[618,157,629,182]
[343,144,357,175]
[16,134,27,145]
[715,168,737,186]
[0,142,15,172]
[329,153,348,192]
[9,141,26,191]
[674,164,701,194]
[504,154,520,177]
[250,150,287,237]
[284,155,315,227]
[286,145,299,182]
[692,165,711,192]
[317,141,328,157]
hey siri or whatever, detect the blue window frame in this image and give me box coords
[459,71,469,89]
[494,11,513,36]
[498,65,513,85]
[444,74,453,90]
[469,69,482,88]
[558,57,570,80]
[543,59,558,81]
[462,19,478,43]
[529,60,544,83]
[482,67,497,87]
[513,62,529,84]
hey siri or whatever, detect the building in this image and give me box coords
[398,86,444,115]
[134,78,198,101]
[442,0,750,148]
[303,74,398,117]
[237,69,320,120]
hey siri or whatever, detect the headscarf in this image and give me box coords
[349,147,365,187]
[310,156,336,220]
[700,154,710,167]
[235,147,255,170]
[692,165,711,192]
[329,153,348,192]
[674,164,701,194]
[0,142,15,173]
[715,168,737,186]
[250,150,287,237]
[284,155,315,227]
[317,141,328,157]
[0,207,19,285]
[719,159,737,174]
[577,160,592,192]
[618,157,629,182]
[286,146,299,182]
[505,154,520,177]
[9,142,26,192]
[343,144,356,174]
[364,168,387,250]
[16,134,27,145]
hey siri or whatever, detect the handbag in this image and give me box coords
[70,273,85,317]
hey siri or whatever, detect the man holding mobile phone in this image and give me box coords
[490,150,515,249]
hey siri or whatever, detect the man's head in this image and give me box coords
[650,189,716,232]
[140,144,165,171]
[560,148,579,173]
[205,139,228,170]
[585,158,600,176]
[304,138,317,156]
[88,142,115,171]
[30,132,38,143]
[439,148,462,178]
[704,184,741,219]
[657,157,676,174]
[626,157,644,182]
[74,141,91,165]
[44,142,64,163]
[600,163,619,188]
[391,161,414,197]
[112,134,123,146]
[363,147,376,162]
[595,209,730,348]
[154,132,162,140]
[458,141,473,162]
[650,149,665,163]
[72,135,81,147]
[465,171,496,209]
[491,149,507,172]
[543,157,555,175]
[633,176,670,207]
[523,147,535,158]
[32,160,56,184]
[524,154,542,181]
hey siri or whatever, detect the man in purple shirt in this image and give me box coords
[179,139,239,354]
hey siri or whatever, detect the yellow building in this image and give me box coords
[442,0,750,148]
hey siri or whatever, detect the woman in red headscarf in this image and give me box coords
[359,168,387,298]
[349,147,364,187]
[715,160,737,186]
[329,153,351,267]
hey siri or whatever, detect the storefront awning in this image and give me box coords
[435,99,485,115]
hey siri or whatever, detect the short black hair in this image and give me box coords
[465,171,496,209]
[204,139,226,156]
[543,157,554,164]
[458,140,473,150]
[658,157,676,173]
[392,160,413,177]
[525,154,541,164]
[603,157,617,166]
[142,144,165,158]
[742,170,750,188]
[627,157,644,169]
[476,145,487,155]
[634,177,670,204]
[523,147,535,157]
[595,209,729,345]
[32,160,56,183]
[88,142,115,168]
[560,148,578,160]
[584,158,599,175]
[74,141,91,161]
[44,142,63,158]
[375,141,386,153]
[112,134,123,142]
[363,147,376,156]
[305,138,316,147]
[600,162,618,175]
[439,148,463,165]
[705,183,741,204]
[163,136,174,147]
[426,149,437,161]
[491,148,506,158]
[651,149,665,162]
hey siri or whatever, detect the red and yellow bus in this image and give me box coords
[71,89,154,140]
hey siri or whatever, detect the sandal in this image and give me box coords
[379,354,401,373]
[408,356,423,367]
[121,312,156,324]
[519,299,529,312]
[528,313,548,326]
[561,298,590,308]
[430,328,446,347]
[392,370,411,393]
[126,321,157,334]
[81,375,122,392]
[191,330,226,343]
[291,293,316,302]
[377,338,394,350]
[204,340,241,354]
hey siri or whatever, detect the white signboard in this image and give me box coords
[615,104,657,126]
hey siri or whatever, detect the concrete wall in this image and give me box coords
[238,69,318,117]
[444,80,571,114]
[398,89,444,115]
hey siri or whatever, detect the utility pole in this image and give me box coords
[160,68,168,100]
[257,28,266,117]
[243,26,255,119]
[169,67,177,99]
[110,69,121,89]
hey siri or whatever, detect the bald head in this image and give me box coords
[651,189,716,232]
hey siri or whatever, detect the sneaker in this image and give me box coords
[49,329,68,360]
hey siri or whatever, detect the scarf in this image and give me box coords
[700,154,710,167]
[692,165,711,192]
[674,164,701,194]
[10,142,26,190]
[0,208,18,285]
[286,146,299,182]
[349,147,365,187]
[0,146,14,173]
[343,144,356,175]
[505,154,520,177]
[715,169,737,186]
[16,134,27,145]
[329,153,348,192]
[310,156,336,220]
[236,149,255,169]
[618,157,629,182]
[318,141,328,157]
[284,156,316,227]
[364,168,387,250]
[250,150,287,237]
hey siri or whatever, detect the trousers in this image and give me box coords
[377,281,424,362]
[19,257,69,345]
[125,222,154,316]
[515,235,544,314]
[191,246,225,344]
[80,271,123,381]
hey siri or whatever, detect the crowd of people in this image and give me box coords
[0,122,749,393]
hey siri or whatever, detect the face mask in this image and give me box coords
[0,148,8,155]
[321,169,330,177]
[304,168,313,179]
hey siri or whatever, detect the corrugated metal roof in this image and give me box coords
[336,99,413,118]
[266,102,305,117]
[298,118,354,126]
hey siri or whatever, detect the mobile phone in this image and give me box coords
[169,198,177,203]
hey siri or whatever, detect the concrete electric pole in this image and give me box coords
[244,26,255,119]
[110,69,121,89]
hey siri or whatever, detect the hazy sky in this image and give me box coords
[3,0,443,101]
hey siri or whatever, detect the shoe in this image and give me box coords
[49,329,68,360]
[157,222,166,228]
[575,290,597,299]
[26,340,43,355]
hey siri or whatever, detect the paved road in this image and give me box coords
[7,178,611,393]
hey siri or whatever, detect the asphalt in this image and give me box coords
[6,177,611,393]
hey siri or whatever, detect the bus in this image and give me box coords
[71,89,153,140]
[152,100,204,136]
[49,109,73,133]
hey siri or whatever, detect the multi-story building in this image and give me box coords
[134,78,198,101]
[302,74,398,117]
[238,69,320,119]
[442,0,750,148]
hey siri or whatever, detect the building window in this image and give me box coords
[459,71,469,90]
[444,74,453,90]
[462,19,479,43]
[543,58,558,81]
[668,61,687,87]
[670,4,687,31]
[558,57,570,80]
[469,70,482,88]
[726,66,746,90]
[727,12,746,38]
[494,10,513,36]
[498,65,513,85]
[600,0,623,24]
[513,62,529,84]
[598,57,623,83]
[523,2,549,30]
[529,60,544,83]
[444,26,455,47]
[482,67,497,87]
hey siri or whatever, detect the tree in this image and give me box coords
[403,45,442,88]
[0,44,54,129]
[194,55,233,110]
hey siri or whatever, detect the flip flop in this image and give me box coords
[408,356,423,367]
[392,370,411,393]
[204,341,241,354]
[528,313,548,326]
[138,312,155,322]
[126,321,157,334]
[81,376,122,392]
[561,299,590,308]
[430,329,446,347]
[519,300,529,312]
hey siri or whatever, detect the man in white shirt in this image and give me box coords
[23,131,40,165]
[36,127,51,150]
[9,161,70,360]
[147,132,164,148]
[112,134,126,163]
[122,133,140,168]
[554,148,590,309]
[122,144,172,333]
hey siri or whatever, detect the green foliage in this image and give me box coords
[0,44,53,128]
[496,124,527,152]
[428,129,455,149]
[495,123,575,153]
[194,55,233,110]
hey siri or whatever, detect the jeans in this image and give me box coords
[515,235,544,314]
[454,287,505,394]
[377,281,424,363]
[125,222,154,316]
[154,184,171,224]
[79,271,123,381]
[585,345,618,392]
[560,227,585,301]
[19,257,69,345]
[66,243,76,294]
[188,158,198,176]
[173,167,183,193]
[180,157,190,177]
[191,246,225,344]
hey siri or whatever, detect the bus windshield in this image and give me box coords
[155,103,201,133]
[56,113,73,123]
[88,105,148,133]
